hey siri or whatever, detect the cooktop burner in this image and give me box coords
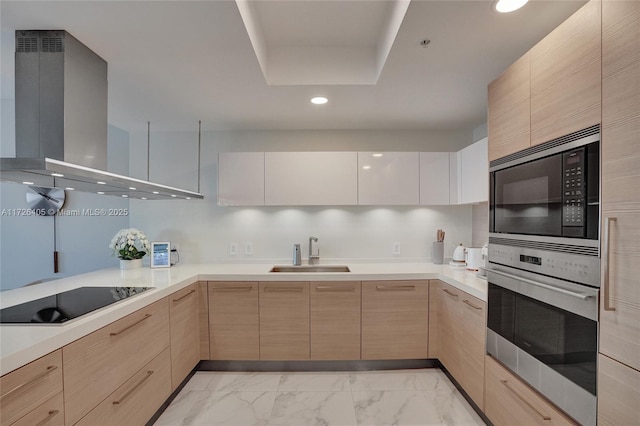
[0,286,152,324]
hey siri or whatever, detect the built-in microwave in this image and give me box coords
[489,125,600,241]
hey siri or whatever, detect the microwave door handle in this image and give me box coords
[488,269,593,300]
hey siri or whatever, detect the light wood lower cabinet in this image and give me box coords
[598,353,640,426]
[198,281,210,359]
[208,282,260,360]
[429,280,485,409]
[459,292,486,410]
[485,355,577,426]
[169,284,200,390]
[259,282,310,360]
[62,298,170,425]
[361,280,428,359]
[0,350,63,426]
[75,347,172,426]
[11,392,64,426]
[310,281,361,360]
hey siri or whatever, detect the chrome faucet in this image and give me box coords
[308,236,320,265]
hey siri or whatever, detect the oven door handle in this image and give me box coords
[488,269,593,300]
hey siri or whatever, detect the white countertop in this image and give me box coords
[0,262,486,376]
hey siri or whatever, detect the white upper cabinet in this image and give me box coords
[218,152,264,206]
[458,137,488,204]
[264,152,357,205]
[358,152,419,205]
[420,152,451,205]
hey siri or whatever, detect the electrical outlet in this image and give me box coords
[392,242,401,255]
[229,242,238,256]
[244,242,253,255]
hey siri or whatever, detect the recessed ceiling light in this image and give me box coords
[97,191,104,195]
[129,187,136,190]
[153,191,159,194]
[141,197,147,200]
[51,173,64,177]
[186,197,191,200]
[65,187,74,191]
[372,153,383,157]
[122,195,128,198]
[97,181,106,185]
[494,0,528,13]
[22,181,34,185]
[311,96,328,105]
[171,194,177,198]
[362,165,371,170]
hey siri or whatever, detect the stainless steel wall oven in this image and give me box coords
[487,125,601,426]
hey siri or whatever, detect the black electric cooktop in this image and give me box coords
[0,287,152,324]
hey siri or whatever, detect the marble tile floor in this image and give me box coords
[153,368,486,426]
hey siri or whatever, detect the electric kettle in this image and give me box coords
[449,243,467,268]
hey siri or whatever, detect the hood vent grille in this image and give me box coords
[42,36,63,52]
[16,36,38,53]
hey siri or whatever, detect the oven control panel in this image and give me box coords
[563,148,586,234]
[489,242,600,287]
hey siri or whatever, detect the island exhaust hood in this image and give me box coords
[0,30,203,200]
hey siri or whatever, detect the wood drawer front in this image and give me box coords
[63,298,170,425]
[361,280,428,360]
[460,293,486,410]
[598,353,640,426]
[259,282,310,360]
[76,347,172,426]
[485,355,577,426]
[11,392,64,426]
[310,281,361,360]
[170,284,200,390]
[530,0,601,145]
[0,350,62,426]
[488,52,531,162]
[209,282,260,360]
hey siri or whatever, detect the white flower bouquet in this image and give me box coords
[109,228,150,260]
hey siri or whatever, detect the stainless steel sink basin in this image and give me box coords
[269,265,350,273]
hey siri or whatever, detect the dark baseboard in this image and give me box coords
[439,364,493,426]
[198,358,439,372]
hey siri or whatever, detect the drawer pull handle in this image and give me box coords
[173,289,196,302]
[211,286,253,292]
[35,410,60,426]
[376,285,415,291]
[0,365,57,400]
[110,314,152,337]
[113,370,154,405]
[315,286,355,292]
[603,216,616,311]
[500,380,551,421]
[264,287,304,293]
[463,299,482,310]
[443,288,459,298]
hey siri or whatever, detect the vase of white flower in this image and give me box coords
[110,228,150,269]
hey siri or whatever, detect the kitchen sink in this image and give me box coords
[269,265,351,273]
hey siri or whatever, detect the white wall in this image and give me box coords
[128,128,474,264]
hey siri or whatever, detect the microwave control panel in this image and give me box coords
[563,148,586,233]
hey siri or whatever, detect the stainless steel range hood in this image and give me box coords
[0,30,203,200]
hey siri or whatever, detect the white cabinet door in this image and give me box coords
[449,152,460,205]
[218,152,264,206]
[420,152,451,205]
[459,137,488,204]
[265,152,357,205]
[358,152,419,205]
